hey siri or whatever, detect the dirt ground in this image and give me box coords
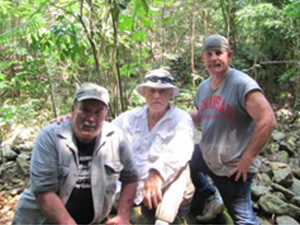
[0,191,19,224]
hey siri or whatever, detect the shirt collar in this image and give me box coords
[134,103,176,121]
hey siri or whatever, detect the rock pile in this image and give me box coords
[0,109,299,224]
[251,108,300,225]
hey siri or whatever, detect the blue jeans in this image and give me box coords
[189,144,258,225]
[190,171,215,213]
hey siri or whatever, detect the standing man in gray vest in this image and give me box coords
[189,34,276,224]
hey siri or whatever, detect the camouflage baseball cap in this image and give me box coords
[73,83,109,106]
[201,34,230,53]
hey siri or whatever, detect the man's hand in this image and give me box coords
[50,113,72,124]
[143,169,163,210]
[106,215,130,225]
[226,156,253,182]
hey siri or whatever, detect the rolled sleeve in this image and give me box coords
[30,128,60,192]
[119,134,139,184]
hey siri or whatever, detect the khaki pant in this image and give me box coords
[155,164,195,223]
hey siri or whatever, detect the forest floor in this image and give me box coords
[0,107,299,224]
[0,190,19,224]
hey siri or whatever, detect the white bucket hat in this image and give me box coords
[136,69,180,98]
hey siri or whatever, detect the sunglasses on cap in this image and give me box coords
[146,76,173,84]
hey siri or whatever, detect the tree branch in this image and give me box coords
[260,60,300,66]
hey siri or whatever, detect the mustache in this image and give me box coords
[210,62,222,67]
[81,120,97,128]
[151,102,162,105]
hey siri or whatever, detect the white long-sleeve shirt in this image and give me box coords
[112,104,195,204]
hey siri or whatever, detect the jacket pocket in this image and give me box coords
[60,165,70,177]
[149,130,175,160]
[104,162,123,186]
[103,162,124,213]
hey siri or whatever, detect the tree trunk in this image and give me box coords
[190,0,196,86]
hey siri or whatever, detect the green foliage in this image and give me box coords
[49,23,84,62]
[0,0,299,133]
[279,67,298,83]
[128,90,146,109]
[173,88,196,111]
[284,1,300,19]
[0,99,46,142]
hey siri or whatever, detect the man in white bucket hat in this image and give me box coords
[112,68,195,225]
[135,69,180,98]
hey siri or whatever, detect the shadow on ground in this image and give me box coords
[110,205,234,225]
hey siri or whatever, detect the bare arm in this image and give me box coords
[106,182,137,225]
[35,191,77,225]
[189,109,201,125]
[227,91,276,182]
[50,113,72,124]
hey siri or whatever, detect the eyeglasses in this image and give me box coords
[146,76,173,83]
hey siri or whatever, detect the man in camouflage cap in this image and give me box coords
[13,83,138,225]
